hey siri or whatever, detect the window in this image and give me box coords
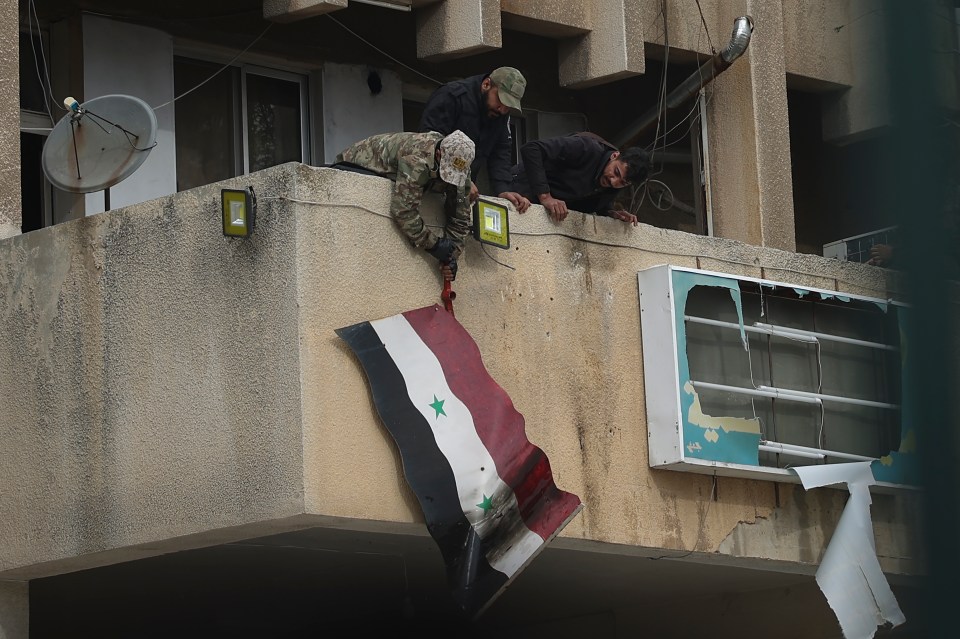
[638,265,916,490]
[174,57,308,192]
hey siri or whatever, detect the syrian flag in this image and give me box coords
[336,305,583,619]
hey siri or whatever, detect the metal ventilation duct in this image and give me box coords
[613,16,754,148]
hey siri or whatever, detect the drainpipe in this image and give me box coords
[613,16,754,148]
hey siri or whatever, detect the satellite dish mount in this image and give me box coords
[42,94,159,211]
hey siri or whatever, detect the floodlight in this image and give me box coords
[473,198,510,249]
[222,187,257,237]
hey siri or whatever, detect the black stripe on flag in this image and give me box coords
[336,320,509,617]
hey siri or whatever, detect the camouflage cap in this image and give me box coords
[438,130,475,187]
[489,66,526,112]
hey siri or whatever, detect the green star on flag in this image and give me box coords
[335,305,585,619]
[476,494,493,513]
[429,395,447,419]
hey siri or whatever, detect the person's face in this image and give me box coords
[599,151,630,188]
[481,79,510,118]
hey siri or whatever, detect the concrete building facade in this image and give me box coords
[1,1,945,637]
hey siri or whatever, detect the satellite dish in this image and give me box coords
[41,94,158,205]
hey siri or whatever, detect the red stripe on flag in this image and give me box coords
[403,305,581,540]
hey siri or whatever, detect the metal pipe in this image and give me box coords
[691,380,823,406]
[758,444,825,460]
[613,16,754,148]
[685,315,819,344]
[691,380,901,411]
[752,322,898,352]
[684,315,899,352]
[442,279,456,316]
[760,440,877,463]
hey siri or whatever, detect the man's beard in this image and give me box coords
[482,88,500,118]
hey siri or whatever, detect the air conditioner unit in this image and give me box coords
[823,226,897,263]
[637,265,917,491]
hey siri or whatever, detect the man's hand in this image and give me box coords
[539,194,568,222]
[440,258,458,282]
[609,209,639,226]
[499,191,531,213]
[426,237,456,263]
[867,244,894,266]
[469,181,479,203]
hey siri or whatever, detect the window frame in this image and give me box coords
[171,43,312,186]
[637,264,916,492]
[239,64,310,174]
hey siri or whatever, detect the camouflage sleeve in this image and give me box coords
[391,154,438,250]
[444,183,473,258]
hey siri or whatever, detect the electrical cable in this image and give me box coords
[82,8,262,22]
[152,22,275,111]
[325,13,442,87]
[481,243,516,271]
[694,0,716,54]
[646,179,675,211]
[262,191,897,291]
[25,0,56,124]
[648,0,670,174]
[648,475,716,560]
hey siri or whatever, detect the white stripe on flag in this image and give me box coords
[371,314,544,577]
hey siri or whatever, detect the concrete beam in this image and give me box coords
[416,0,501,61]
[558,0,645,89]
[263,0,348,23]
[500,0,590,39]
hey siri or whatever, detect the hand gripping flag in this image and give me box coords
[336,305,583,619]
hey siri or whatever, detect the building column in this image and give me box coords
[0,0,21,240]
[0,581,28,639]
[706,0,795,251]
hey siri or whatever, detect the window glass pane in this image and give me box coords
[20,31,50,115]
[684,282,901,464]
[245,73,302,172]
[174,57,239,191]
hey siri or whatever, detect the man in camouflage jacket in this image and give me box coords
[336,130,475,281]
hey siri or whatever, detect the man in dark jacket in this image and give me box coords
[419,67,530,211]
[508,132,651,225]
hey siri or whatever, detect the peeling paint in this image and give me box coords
[671,270,758,465]
[684,381,762,436]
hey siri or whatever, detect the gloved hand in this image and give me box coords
[426,237,456,263]
[440,257,458,282]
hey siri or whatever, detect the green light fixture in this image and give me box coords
[221,187,257,237]
[473,198,510,249]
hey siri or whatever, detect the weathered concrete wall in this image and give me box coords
[821,0,890,143]
[0,164,919,587]
[782,0,852,89]
[292,166,913,571]
[0,0,20,239]
[0,169,306,578]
